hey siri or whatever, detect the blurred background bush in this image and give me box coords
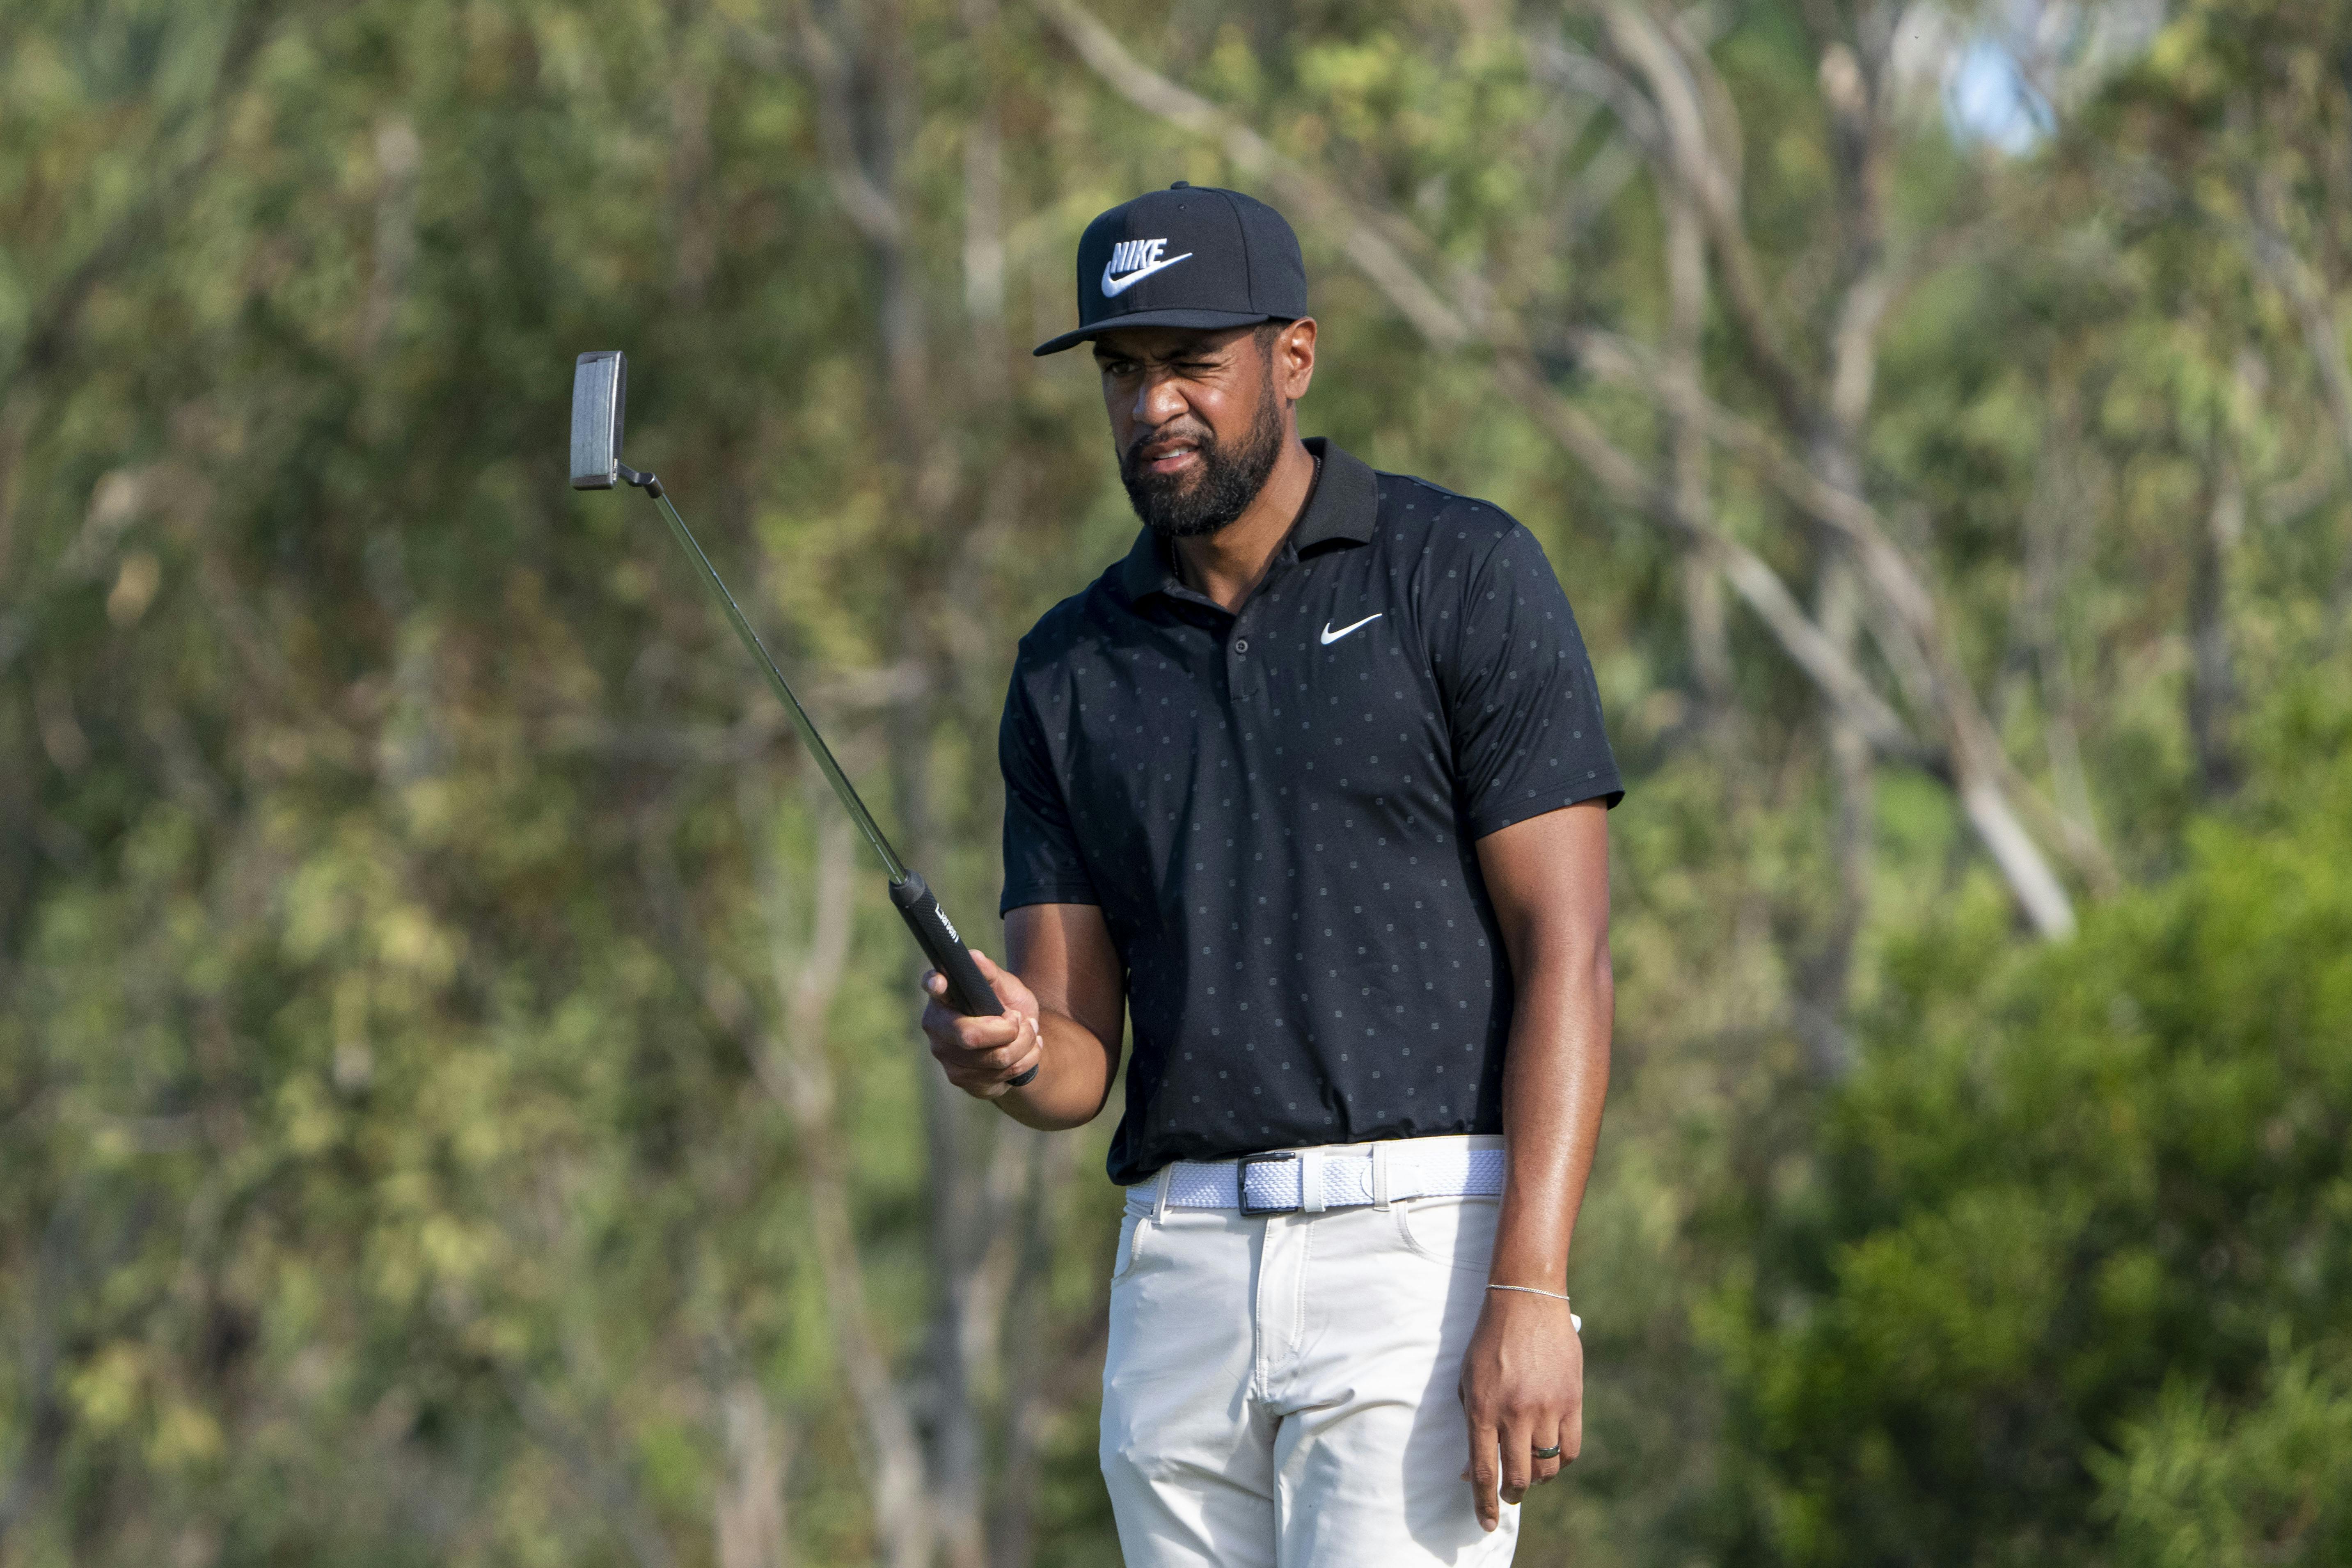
[2,0,2348,1562]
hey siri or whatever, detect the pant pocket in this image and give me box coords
[1110,1211,1146,1282]
[1394,1195,1501,1273]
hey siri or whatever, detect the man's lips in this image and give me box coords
[1134,437,1202,476]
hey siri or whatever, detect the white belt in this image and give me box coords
[1148,1136,1504,1216]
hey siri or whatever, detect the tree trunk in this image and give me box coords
[1795,539,1868,1080]
[2189,443,2244,798]
[1665,191,1732,720]
[746,799,936,1568]
[895,685,992,1568]
[715,1375,792,1568]
[987,1127,1076,1568]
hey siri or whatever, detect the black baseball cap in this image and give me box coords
[1032,183,1309,356]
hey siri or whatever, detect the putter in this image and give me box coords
[570,351,1032,1084]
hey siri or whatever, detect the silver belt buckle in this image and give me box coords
[1236,1151,1301,1215]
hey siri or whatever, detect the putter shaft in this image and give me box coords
[643,478,909,884]
[625,465,1016,1062]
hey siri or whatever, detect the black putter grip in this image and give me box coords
[891,873,1039,1088]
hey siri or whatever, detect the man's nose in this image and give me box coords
[1129,369,1190,429]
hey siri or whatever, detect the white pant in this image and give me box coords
[1100,1136,1521,1567]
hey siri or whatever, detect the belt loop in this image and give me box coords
[1300,1148,1327,1213]
[1153,1165,1173,1223]
[1372,1142,1392,1210]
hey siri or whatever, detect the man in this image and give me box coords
[919,183,1620,1566]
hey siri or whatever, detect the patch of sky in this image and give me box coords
[1944,38,2056,155]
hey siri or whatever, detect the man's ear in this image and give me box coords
[1275,318,1318,403]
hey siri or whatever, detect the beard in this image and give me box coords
[1118,378,1285,540]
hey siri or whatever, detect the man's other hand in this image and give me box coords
[1458,1287,1584,1531]
[921,949,1044,1099]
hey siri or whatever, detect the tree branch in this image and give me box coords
[1042,0,2083,934]
[1036,0,1483,347]
[1595,2,1812,435]
[1,0,304,394]
[2243,163,2352,483]
[786,2,905,247]
[1484,348,1928,762]
[1569,327,2114,897]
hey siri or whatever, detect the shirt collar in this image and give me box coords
[1115,437,1378,604]
[1292,436,1379,548]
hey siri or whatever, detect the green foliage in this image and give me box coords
[1709,668,2352,1565]
[2098,1347,2352,1568]
[7,0,2352,1563]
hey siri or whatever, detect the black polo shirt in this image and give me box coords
[1000,438,1621,1186]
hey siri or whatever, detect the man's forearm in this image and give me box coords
[993,1007,1121,1131]
[1489,940,1613,1288]
[1458,803,1614,1529]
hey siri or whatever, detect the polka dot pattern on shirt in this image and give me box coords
[999,439,1622,1186]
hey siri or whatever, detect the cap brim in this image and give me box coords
[1032,307,1282,357]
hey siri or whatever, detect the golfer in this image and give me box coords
[919,183,1620,1566]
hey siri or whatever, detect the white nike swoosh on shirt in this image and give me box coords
[1319,613,1383,645]
[1100,252,1195,296]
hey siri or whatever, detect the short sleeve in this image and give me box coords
[1438,520,1624,837]
[998,667,1102,914]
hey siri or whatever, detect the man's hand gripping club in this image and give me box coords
[919,903,1128,1129]
[921,950,1044,1099]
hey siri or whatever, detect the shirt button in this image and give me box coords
[1233,639,1249,654]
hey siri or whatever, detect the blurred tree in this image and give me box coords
[1705,665,2352,1564]
[2098,1348,2352,1568]
[2,0,1133,1561]
[4,0,2351,1564]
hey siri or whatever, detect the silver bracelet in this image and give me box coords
[1486,1284,1571,1304]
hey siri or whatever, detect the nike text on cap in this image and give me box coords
[1032,182,1309,356]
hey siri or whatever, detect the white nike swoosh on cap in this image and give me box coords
[1100,251,1194,296]
[1319,613,1383,645]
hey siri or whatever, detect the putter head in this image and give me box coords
[570,350,627,489]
